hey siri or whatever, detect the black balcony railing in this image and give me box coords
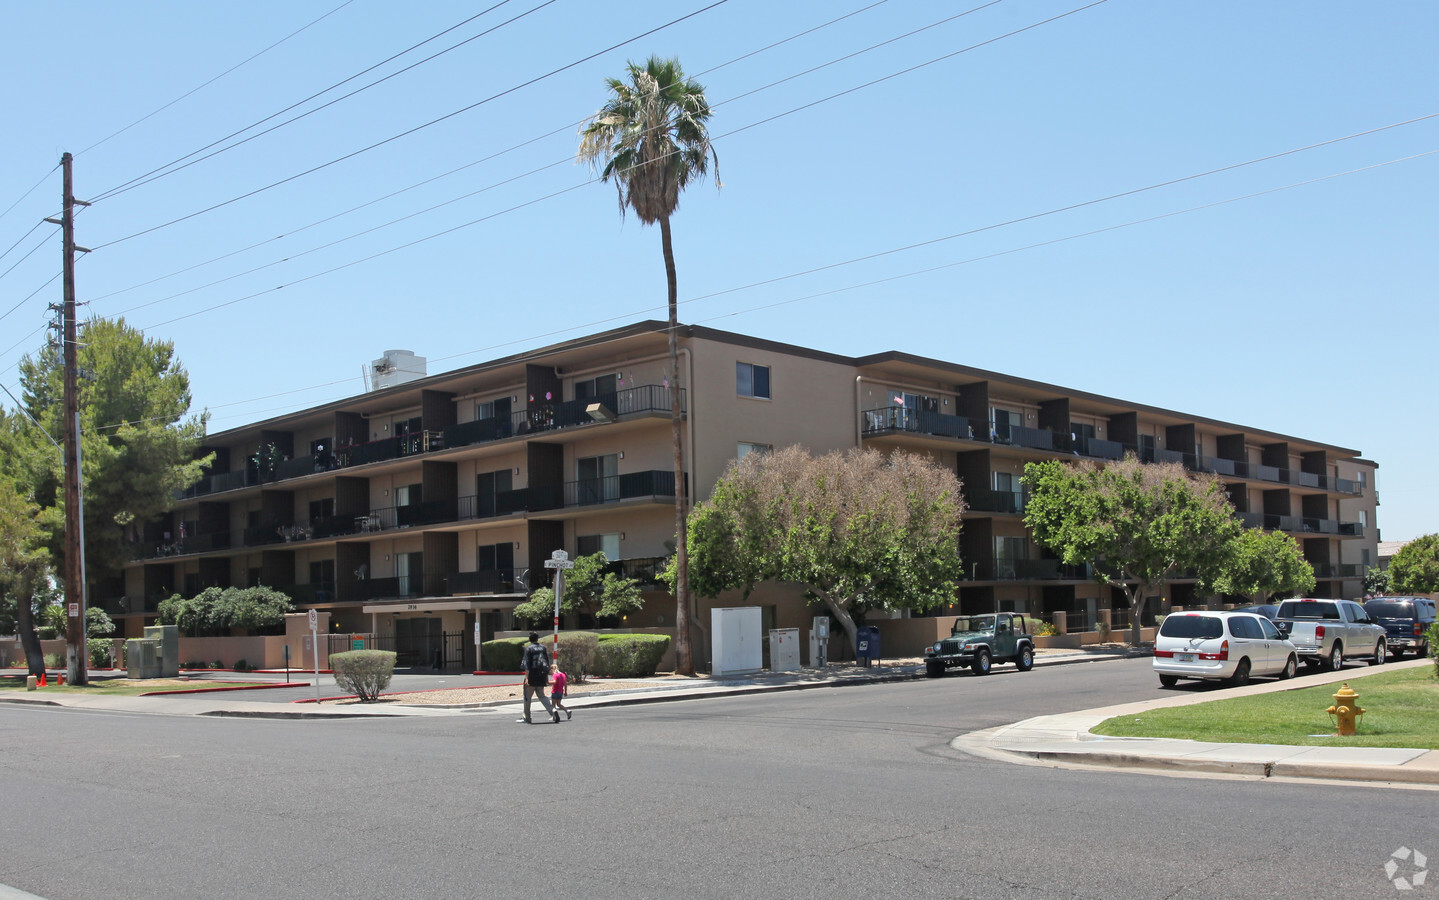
[564,470,680,508]
[960,557,1091,581]
[965,489,1026,514]
[603,556,668,587]
[1311,563,1362,579]
[1075,437,1125,460]
[861,406,974,440]
[450,568,530,595]
[369,500,455,531]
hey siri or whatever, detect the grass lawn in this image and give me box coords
[1093,666,1439,749]
[0,676,272,696]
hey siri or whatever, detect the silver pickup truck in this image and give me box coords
[1273,598,1387,671]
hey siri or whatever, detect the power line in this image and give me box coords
[56,139,1433,435]
[88,0,901,309]
[89,0,541,203]
[0,163,60,227]
[185,144,1435,429]
[90,0,732,250]
[78,0,361,159]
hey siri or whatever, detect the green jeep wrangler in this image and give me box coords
[924,613,1036,676]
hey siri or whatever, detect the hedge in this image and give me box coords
[594,634,671,677]
[481,632,669,678]
[330,650,397,701]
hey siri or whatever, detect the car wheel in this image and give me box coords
[1372,640,1386,666]
[971,648,991,676]
[1327,643,1344,672]
[1158,674,1179,688]
[1278,654,1297,680]
[1015,646,1034,672]
[1227,658,1251,687]
[925,659,945,678]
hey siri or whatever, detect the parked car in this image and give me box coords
[1153,611,1298,687]
[1363,596,1437,659]
[924,612,1036,676]
[1273,598,1387,671]
[1231,604,1279,620]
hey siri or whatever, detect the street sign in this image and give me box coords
[542,550,575,666]
[68,602,80,618]
[543,549,575,570]
[308,608,318,628]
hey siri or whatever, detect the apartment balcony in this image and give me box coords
[368,500,457,531]
[861,406,975,440]
[450,568,530,595]
[961,556,1091,581]
[603,556,669,588]
[520,470,683,513]
[444,384,683,450]
[965,489,1027,515]
[1236,512,1365,537]
[1311,563,1363,579]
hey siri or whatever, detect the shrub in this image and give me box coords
[480,637,529,672]
[542,632,598,682]
[233,659,250,672]
[43,653,62,669]
[1030,620,1058,637]
[1427,621,1438,680]
[593,634,671,677]
[88,638,115,667]
[330,650,397,702]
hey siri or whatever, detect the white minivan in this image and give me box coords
[1153,611,1298,687]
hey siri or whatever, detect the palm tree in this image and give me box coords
[578,56,718,675]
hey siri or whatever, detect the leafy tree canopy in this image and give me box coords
[1388,534,1439,594]
[1024,456,1241,645]
[513,552,645,627]
[13,317,209,596]
[683,446,965,653]
[157,585,293,637]
[1209,528,1316,605]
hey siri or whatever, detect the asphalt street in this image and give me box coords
[2,657,1433,900]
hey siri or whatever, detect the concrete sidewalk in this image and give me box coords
[954,657,1439,786]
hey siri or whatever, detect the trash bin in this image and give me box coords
[855,626,882,667]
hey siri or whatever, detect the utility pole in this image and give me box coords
[48,152,91,686]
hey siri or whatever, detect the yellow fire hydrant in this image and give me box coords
[1326,683,1365,736]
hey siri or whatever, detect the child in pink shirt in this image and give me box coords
[550,666,571,720]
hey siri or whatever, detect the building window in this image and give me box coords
[1359,510,1367,528]
[578,532,621,561]
[575,374,618,400]
[577,454,619,504]
[1361,548,1371,567]
[737,442,772,462]
[990,408,1022,443]
[994,536,1029,579]
[1357,470,1366,488]
[737,362,771,399]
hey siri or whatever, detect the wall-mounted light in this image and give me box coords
[384,554,391,561]
[620,532,626,541]
[383,489,389,496]
[513,541,520,550]
[1027,413,1034,421]
[512,395,517,403]
[513,467,520,476]
[618,451,624,460]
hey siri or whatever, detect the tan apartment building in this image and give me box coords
[108,322,1379,665]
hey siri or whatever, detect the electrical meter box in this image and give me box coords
[768,628,801,672]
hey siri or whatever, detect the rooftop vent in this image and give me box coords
[365,349,426,391]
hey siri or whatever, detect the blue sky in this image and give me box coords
[1,1,1434,540]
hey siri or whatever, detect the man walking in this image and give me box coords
[520,632,560,724]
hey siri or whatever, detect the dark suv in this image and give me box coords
[1364,596,1437,659]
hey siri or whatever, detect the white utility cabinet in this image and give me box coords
[712,607,763,677]
[768,628,801,672]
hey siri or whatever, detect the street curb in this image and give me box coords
[981,746,1439,786]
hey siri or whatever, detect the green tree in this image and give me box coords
[1363,565,1392,597]
[513,552,645,627]
[1209,528,1316,605]
[578,56,719,676]
[15,317,209,603]
[1024,456,1241,646]
[157,585,292,636]
[1389,534,1439,594]
[683,446,965,655]
[0,477,52,676]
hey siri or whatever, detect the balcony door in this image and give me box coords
[476,469,512,518]
[397,551,423,596]
[577,453,619,505]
